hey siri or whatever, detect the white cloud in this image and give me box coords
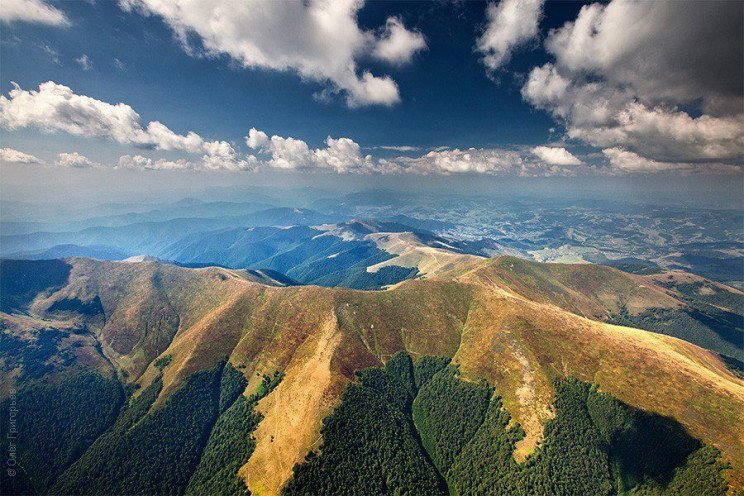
[119,0,424,107]
[0,147,42,164]
[144,121,203,153]
[372,17,426,66]
[0,81,249,169]
[36,41,60,65]
[1,81,153,144]
[0,0,69,26]
[600,147,742,175]
[523,64,744,162]
[545,0,742,112]
[55,152,100,168]
[392,147,526,175]
[201,141,257,171]
[117,154,193,170]
[531,146,581,165]
[263,135,313,170]
[76,54,92,71]
[117,154,151,169]
[114,58,125,71]
[245,128,268,150]
[476,0,544,72]
[521,0,744,166]
[313,137,374,173]
[602,148,686,173]
[246,129,377,173]
[373,145,421,152]
[246,129,603,175]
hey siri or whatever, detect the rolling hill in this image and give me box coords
[0,256,742,495]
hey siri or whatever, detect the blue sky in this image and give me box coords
[0,0,741,180]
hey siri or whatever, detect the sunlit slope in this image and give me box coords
[28,258,280,383]
[366,231,485,279]
[459,255,744,362]
[8,256,744,493]
[458,255,681,318]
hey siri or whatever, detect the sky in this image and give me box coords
[0,0,742,194]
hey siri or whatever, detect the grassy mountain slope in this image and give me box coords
[1,256,742,494]
[460,256,743,363]
[460,255,680,318]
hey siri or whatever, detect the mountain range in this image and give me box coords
[1,245,742,494]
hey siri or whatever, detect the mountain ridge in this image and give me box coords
[1,254,742,493]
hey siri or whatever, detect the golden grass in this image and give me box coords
[365,232,485,278]
[242,315,346,495]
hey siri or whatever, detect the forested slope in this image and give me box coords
[286,352,730,495]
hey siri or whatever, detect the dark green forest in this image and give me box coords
[285,352,730,495]
[284,353,446,495]
[0,373,122,493]
[0,352,731,496]
[1,360,280,496]
[186,370,282,495]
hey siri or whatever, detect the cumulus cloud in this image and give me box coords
[245,129,603,175]
[201,141,257,171]
[0,147,42,163]
[387,145,735,176]
[372,17,426,66]
[54,152,100,168]
[246,129,374,173]
[391,148,526,175]
[0,0,69,26]
[260,135,313,170]
[119,0,425,107]
[545,1,742,112]
[521,0,744,166]
[144,121,204,153]
[523,64,744,163]
[601,147,742,175]
[245,128,269,150]
[117,154,193,170]
[601,148,687,173]
[0,81,246,169]
[476,0,544,72]
[314,137,375,173]
[246,138,574,176]
[531,146,581,165]
[1,81,160,144]
[76,54,92,71]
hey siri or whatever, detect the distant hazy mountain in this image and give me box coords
[3,244,130,261]
[1,217,483,290]
[0,207,338,257]
[0,200,274,235]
